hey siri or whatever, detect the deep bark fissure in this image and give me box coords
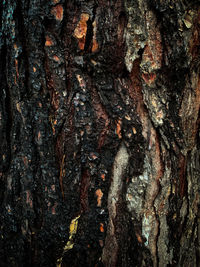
[0,0,200,266]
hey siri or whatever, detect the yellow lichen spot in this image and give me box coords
[152,98,157,108]
[16,102,21,113]
[116,119,122,139]
[173,213,177,220]
[183,11,194,29]
[91,59,97,65]
[69,215,80,236]
[95,189,103,207]
[57,215,80,267]
[51,4,63,21]
[74,13,89,50]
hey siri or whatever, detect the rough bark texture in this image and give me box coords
[0,0,200,266]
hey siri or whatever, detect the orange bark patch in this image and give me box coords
[51,4,63,21]
[45,36,53,46]
[95,189,103,207]
[116,119,122,139]
[101,173,105,181]
[74,13,89,50]
[92,39,99,52]
[132,127,137,134]
[37,131,41,141]
[15,59,19,79]
[53,55,60,62]
[100,223,104,232]
[136,233,143,243]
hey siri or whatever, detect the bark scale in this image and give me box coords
[0,0,199,266]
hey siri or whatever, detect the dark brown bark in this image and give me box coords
[0,0,200,266]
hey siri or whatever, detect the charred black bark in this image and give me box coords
[0,0,199,266]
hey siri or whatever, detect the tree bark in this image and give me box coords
[0,0,200,266]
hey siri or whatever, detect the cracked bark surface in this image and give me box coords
[0,0,200,266]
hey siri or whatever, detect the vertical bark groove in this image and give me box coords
[0,0,199,266]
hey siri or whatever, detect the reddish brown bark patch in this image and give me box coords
[189,9,200,60]
[92,21,99,52]
[142,72,156,86]
[129,58,149,139]
[80,169,90,212]
[51,4,64,21]
[91,87,110,150]
[178,154,187,198]
[74,13,89,50]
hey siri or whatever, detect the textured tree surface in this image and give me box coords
[0,0,200,266]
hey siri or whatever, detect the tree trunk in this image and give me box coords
[0,0,200,266]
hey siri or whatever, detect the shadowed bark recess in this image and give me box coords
[0,0,200,266]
